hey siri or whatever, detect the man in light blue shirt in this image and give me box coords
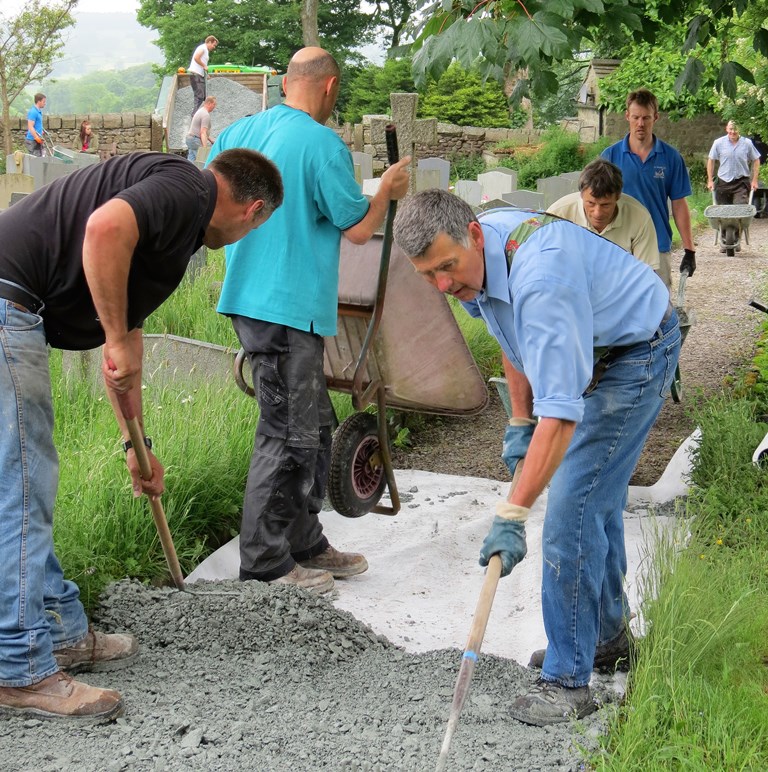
[25,93,46,156]
[707,120,760,204]
[208,47,410,594]
[393,190,680,727]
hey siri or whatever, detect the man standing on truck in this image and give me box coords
[188,35,218,116]
[207,46,410,594]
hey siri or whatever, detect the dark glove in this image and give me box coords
[679,249,696,277]
[479,515,527,577]
[501,418,536,476]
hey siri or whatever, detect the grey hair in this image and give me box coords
[393,189,477,258]
[578,158,623,198]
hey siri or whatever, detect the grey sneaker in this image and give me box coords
[298,545,368,578]
[510,678,596,726]
[528,627,634,673]
[269,564,334,593]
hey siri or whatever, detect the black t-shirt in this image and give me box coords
[0,152,217,350]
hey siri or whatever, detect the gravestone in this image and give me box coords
[415,168,441,192]
[537,174,579,208]
[185,246,207,283]
[502,190,545,209]
[0,173,34,209]
[454,180,482,207]
[418,157,450,190]
[352,151,374,185]
[370,93,438,195]
[478,169,517,200]
[362,177,382,197]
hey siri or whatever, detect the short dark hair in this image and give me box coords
[205,36,218,44]
[578,159,623,198]
[626,88,658,114]
[208,148,284,217]
[34,93,46,103]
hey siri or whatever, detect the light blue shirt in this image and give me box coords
[602,135,692,253]
[708,135,760,182]
[463,209,669,422]
[207,105,370,336]
[26,105,43,141]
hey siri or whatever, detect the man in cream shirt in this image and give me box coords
[548,158,659,273]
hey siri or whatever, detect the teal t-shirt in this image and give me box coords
[207,105,369,335]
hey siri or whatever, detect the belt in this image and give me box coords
[586,302,675,395]
[0,281,44,314]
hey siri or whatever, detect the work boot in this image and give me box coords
[54,629,139,674]
[269,564,334,593]
[298,544,368,578]
[528,626,634,673]
[0,672,123,721]
[509,678,596,727]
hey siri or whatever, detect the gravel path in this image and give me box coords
[1,580,621,771]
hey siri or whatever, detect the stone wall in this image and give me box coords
[7,112,163,154]
[354,116,546,170]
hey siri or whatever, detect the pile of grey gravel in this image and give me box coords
[168,79,265,151]
[0,579,621,771]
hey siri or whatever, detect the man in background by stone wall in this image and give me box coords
[25,93,46,156]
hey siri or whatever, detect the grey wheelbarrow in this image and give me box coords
[704,191,756,257]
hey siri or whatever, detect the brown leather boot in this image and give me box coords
[0,672,123,721]
[269,564,335,593]
[54,629,139,674]
[299,545,368,577]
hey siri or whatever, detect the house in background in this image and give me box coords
[567,59,621,142]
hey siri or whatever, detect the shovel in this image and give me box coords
[113,387,185,591]
[435,462,524,771]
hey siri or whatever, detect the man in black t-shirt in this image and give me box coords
[0,150,282,721]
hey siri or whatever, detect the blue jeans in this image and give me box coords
[0,301,88,687]
[186,135,202,162]
[231,317,334,581]
[540,309,681,688]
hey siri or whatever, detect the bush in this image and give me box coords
[342,58,418,124]
[497,127,586,188]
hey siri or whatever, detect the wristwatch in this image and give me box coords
[122,436,152,453]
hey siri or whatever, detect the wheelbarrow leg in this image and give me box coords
[371,383,400,516]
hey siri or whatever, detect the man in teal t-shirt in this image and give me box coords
[208,46,410,593]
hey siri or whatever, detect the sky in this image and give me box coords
[4,0,139,13]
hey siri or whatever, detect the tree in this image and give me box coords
[410,0,768,103]
[301,0,319,46]
[138,0,375,74]
[371,0,416,48]
[0,0,76,156]
[342,58,417,123]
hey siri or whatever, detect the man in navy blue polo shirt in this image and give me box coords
[602,88,696,287]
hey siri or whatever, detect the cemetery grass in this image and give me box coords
[593,396,768,770]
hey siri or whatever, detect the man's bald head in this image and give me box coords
[286,47,340,82]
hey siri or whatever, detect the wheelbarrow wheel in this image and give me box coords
[724,224,737,257]
[328,412,386,518]
[671,363,683,403]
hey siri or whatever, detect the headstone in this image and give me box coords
[0,173,35,209]
[71,152,99,169]
[478,198,509,211]
[370,93,438,195]
[362,177,382,197]
[454,180,482,207]
[9,191,31,206]
[352,151,374,184]
[478,169,517,200]
[418,157,450,190]
[185,246,207,283]
[415,168,441,192]
[537,174,579,208]
[502,190,545,209]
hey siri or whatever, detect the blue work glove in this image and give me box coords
[679,249,696,277]
[501,418,537,476]
[479,504,529,577]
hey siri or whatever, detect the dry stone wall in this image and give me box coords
[7,112,163,154]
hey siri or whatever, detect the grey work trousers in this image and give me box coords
[231,316,334,581]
